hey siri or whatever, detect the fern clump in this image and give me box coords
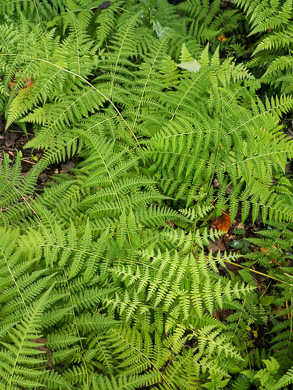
[234,0,293,95]
[0,0,293,388]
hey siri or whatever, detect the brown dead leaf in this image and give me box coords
[273,306,288,320]
[260,245,277,255]
[208,238,226,252]
[4,132,18,147]
[24,77,34,88]
[30,337,52,369]
[217,34,227,42]
[166,220,174,228]
[211,209,231,233]
[213,308,221,321]
[38,173,49,182]
[8,73,34,92]
[213,178,220,188]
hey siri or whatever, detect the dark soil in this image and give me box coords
[0,118,57,190]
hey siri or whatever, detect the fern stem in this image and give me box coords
[222,258,291,285]
[0,247,29,316]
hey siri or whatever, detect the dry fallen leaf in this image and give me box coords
[166,219,174,228]
[208,238,226,252]
[8,73,34,91]
[217,35,227,42]
[260,245,277,255]
[24,77,34,88]
[213,308,221,321]
[211,209,231,233]
[30,337,52,369]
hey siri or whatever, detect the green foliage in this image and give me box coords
[234,0,293,93]
[0,0,292,388]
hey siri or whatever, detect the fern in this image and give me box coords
[234,0,293,94]
[0,0,292,388]
[273,367,293,389]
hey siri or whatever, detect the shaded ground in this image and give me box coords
[0,118,76,191]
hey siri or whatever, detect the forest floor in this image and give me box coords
[0,119,76,192]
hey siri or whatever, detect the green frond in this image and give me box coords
[0,1,293,388]
[81,372,159,390]
[0,287,54,389]
[273,367,293,390]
